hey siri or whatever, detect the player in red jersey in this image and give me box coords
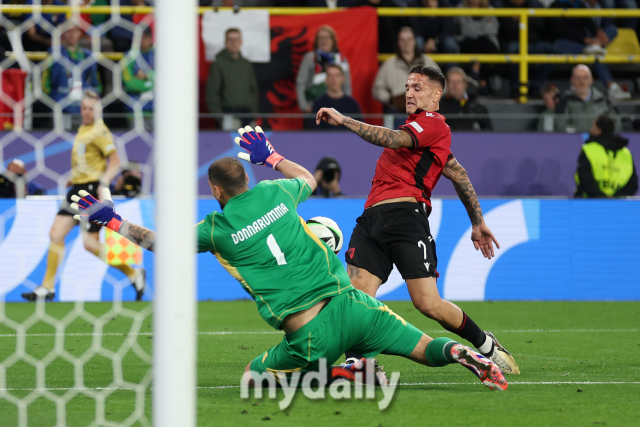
[316,65,520,375]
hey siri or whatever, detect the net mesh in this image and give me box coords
[1,3,154,425]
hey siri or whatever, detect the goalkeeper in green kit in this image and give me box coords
[69,126,507,391]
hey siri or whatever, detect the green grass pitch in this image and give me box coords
[0,300,639,426]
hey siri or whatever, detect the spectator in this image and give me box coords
[313,156,343,197]
[547,0,630,101]
[498,0,556,97]
[455,0,501,94]
[439,67,493,131]
[310,64,361,129]
[42,25,101,120]
[574,115,638,198]
[112,162,143,198]
[121,27,155,129]
[351,0,405,54]
[373,27,440,114]
[538,84,560,132]
[408,0,459,62]
[296,26,351,113]
[598,0,637,31]
[0,159,44,198]
[21,0,66,52]
[538,65,621,133]
[109,0,149,52]
[206,28,258,127]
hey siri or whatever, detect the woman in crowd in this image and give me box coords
[373,27,440,115]
[296,26,351,113]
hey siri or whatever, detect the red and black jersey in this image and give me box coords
[364,109,453,212]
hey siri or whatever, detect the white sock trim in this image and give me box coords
[477,334,493,355]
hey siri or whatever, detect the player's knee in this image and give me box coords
[49,229,65,244]
[413,298,445,321]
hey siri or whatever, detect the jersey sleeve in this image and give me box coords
[196,213,216,253]
[94,127,117,157]
[271,178,313,207]
[399,114,448,150]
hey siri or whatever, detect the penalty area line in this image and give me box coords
[2,381,639,392]
[0,329,637,338]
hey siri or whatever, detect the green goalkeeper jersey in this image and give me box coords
[196,178,353,330]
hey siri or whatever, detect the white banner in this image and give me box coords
[201,10,271,63]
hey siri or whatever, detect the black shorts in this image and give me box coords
[58,181,102,233]
[346,202,438,283]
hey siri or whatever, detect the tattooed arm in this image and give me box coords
[442,158,483,226]
[315,107,414,149]
[119,221,156,252]
[442,158,500,259]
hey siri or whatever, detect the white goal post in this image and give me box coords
[154,0,198,426]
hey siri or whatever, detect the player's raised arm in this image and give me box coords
[442,157,500,259]
[71,189,156,252]
[315,107,413,150]
[234,125,317,192]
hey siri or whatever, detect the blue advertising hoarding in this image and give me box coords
[0,197,638,302]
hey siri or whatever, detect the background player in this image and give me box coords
[316,66,520,375]
[70,126,507,392]
[22,91,146,302]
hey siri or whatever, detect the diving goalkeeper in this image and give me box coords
[70,126,507,391]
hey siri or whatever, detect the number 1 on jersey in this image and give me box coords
[267,234,287,265]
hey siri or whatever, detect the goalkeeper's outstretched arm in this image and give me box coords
[119,221,156,252]
[275,159,317,193]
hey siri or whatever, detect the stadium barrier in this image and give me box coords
[1,197,638,302]
[3,131,640,197]
[3,4,640,104]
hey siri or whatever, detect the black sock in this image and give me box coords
[446,311,494,356]
[345,351,362,361]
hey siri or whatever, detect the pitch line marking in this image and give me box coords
[0,328,637,338]
[2,381,639,392]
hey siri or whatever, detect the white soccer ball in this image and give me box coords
[306,216,344,255]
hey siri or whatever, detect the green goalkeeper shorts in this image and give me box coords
[250,289,424,378]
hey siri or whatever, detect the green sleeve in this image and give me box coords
[42,56,53,95]
[270,178,313,207]
[122,55,153,93]
[196,213,217,253]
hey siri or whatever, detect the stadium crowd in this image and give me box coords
[1,0,639,133]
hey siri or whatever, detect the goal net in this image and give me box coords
[0,1,196,425]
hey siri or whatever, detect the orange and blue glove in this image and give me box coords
[234,126,285,170]
[70,188,124,232]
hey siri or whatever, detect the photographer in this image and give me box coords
[111,162,143,198]
[312,156,342,198]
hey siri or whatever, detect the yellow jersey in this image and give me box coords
[70,120,117,185]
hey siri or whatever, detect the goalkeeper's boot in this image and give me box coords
[484,332,520,375]
[130,268,146,301]
[451,344,508,391]
[21,286,55,302]
[339,357,388,386]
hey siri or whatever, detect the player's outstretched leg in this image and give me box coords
[406,276,520,375]
[411,335,507,391]
[22,215,76,302]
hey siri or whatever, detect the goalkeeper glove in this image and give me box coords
[234,125,285,170]
[70,188,124,232]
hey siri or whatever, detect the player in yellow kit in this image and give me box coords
[22,91,146,301]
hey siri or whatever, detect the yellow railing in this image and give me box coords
[3,5,640,102]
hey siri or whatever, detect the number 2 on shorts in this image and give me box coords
[267,234,287,265]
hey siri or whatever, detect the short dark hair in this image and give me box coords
[142,27,153,38]
[208,157,247,196]
[595,115,615,136]
[225,28,241,38]
[324,63,344,75]
[409,65,446,91]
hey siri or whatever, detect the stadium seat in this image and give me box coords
[607,29,640,56]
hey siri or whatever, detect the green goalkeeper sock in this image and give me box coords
[425,337,459,367]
